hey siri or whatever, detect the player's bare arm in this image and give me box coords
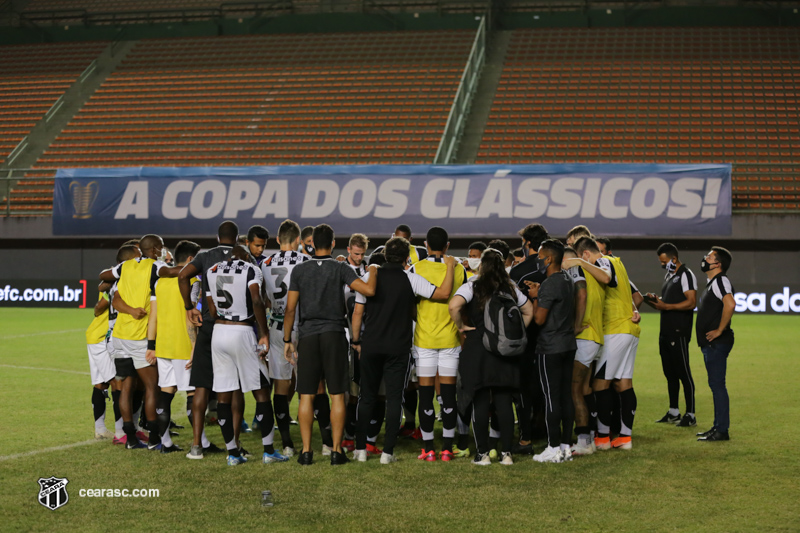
[145,299,158,365]
[349,264,378,297]
[351,302,365,358]
[448,295,475,333]
[562,258,611,285]
[707,293,735,342]
[430,255,456,300]
[178,262,202,326]
[249,282,269,357]
[283,290,299,363]
[574,280,588,334]
[112,291,146,320]
[94,296,109,317]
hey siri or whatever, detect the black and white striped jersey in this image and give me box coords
[261,250,310,320]
[206,259,262,322]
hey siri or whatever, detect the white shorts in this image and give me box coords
[157,357,194,391]
[575,339,601,368]
[87,341,115,385]
[112,337,150,370]
[211,324,265,393]
[595,334,638,381]
[267,322,294,381]
[412,346,460,378]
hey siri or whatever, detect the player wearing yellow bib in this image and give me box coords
[564,243,610,456]
[86,291,115,440]
[567,237,641,451]
[408,227,467,461]
[144,240,202,454]
[100,234,175,450]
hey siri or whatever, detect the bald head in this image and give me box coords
[139,234,164,259]
[218,221,239,244]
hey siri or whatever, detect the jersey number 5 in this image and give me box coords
[216,275,234,309]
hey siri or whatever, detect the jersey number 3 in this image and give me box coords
[271,267,288,300]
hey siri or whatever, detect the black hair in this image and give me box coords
[301,226,314,240]
[518,223,549,250]
[539,238,565,266]
[596,236,612,253]
[218,220,239,243]
[122,238,140,246]
[574,236,600,256]
[426,226,448,252]
[368,252,386,266]
[312,224,335,251]
[473,249,515,310]
[174,240,201,264]
[512,248,524,258]
[468,241,487,252]
[656,242,679,259]
[395,224,412,237]
[116,244,139,263]
[563,246,577,257]
[711,246,732,273]
[247,225,269,242]
[488,239,510,260]
[384,237,410,264]
[231,244,255,264]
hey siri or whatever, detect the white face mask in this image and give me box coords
[156,247,168,263]
[467,257,481,271]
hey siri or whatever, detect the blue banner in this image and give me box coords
[53,164,732,237]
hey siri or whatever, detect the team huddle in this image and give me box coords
[84,218,736,467]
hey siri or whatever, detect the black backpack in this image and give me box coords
[482,290,527,357]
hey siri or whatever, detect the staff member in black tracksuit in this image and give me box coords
[645,243,698,428]
[350,237,456,464]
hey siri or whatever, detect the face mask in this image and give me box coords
[467,258,481,271]
[156,247,168,263]
[700,258,719,272]
[305,244,315,255]
[662,259,676,273]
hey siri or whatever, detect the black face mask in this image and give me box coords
[305,244,315,255]
[700,259,718,272]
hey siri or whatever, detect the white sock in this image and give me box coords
[560,443,569,452]
[115,417,124,438]
[578,434,591,446]
[489,427,500,439]
[262,427,274,447]
[686,412,695,418]
[94,413,106,432]
[668,408,680,416]
[201,429,211,448]
[161,430,173,448]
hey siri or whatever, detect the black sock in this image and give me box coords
[584,392,597,432]
[314,394,332,447]
[132,389,144,428]
[217,403,239,456]
[595,389,613,438]
[157,391,174,441]
[439,384,457,452]
[619,388,637,437]
[256,401,275,454]
[345,402,357,439]
[147,419,160,445]
[111,390,121,425]
[123,421,137,442]
[403,388,417,429]
[91,388,106,422]
[186,395,194,427]
[273,394,294,449]
[368,399,386,444]
[457,408,470,449]
[418,385,436,452]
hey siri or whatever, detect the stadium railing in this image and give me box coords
[434,15,485,164]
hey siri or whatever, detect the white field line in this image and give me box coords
[0,364,90,376]
[0,328,84,340]
[0,439,101,461]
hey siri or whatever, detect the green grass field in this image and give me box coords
[1,309,798,532]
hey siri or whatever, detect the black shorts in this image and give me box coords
[114,358,136,379]
[296,330,349,395]
[189,320,214,389]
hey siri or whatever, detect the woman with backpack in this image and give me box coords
[449,248,535,465]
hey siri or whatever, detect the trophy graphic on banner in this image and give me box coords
[69,181,98,219]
